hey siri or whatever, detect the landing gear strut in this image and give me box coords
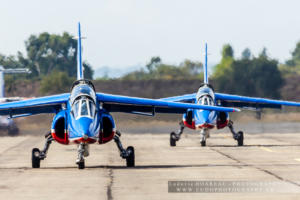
[170,122,185,146]
[76,142,89,169]
[32,132,54,168]
[114,130,135,167]
[200,128,209,146]
[228,120,244,146]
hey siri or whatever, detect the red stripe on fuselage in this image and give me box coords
[72,137,97,144]
[197,123,215,129]
[183,120,195,129]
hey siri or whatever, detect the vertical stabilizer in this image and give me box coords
[204,43,208,84]
[77,22,84,80]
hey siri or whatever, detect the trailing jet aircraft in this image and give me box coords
[0,23,240,169]
[162,44,300,147]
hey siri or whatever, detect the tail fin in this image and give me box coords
[203,43,208,84]
[77,22,84,80]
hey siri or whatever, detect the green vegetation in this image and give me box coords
[1,29,300,100]
[122,58,203,80]
[0,32,93,94]
[213,45,283,98]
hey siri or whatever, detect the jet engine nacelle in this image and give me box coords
[183,109,195,129]
[51,110,69,145]
[216,111,229,129]
[99,113,116,144]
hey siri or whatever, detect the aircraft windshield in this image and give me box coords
[72,96,96,119]
[198,95,214,106]
[70,84,96,105]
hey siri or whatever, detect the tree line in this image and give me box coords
[1,30,300,99]
[0,32,93,94]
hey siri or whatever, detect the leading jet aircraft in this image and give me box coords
[162,44,300,147]
[0,23,240,169]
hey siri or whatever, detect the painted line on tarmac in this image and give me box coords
[259,147,275,152]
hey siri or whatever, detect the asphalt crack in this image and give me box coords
[210,147,300,188]
[106,168,114,200]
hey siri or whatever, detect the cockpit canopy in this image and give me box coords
[196,85,215,106]
[70,84,96,105]
[71,96,96,119]
[197,95,214,106]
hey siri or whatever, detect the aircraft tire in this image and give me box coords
[78,161,85,169]
[126,146,135,167]
[201,140,206,147]
[170,132,176,146]
[32,148,41,168]
[237,131,244,146]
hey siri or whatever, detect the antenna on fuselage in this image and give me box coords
[204,43,208,85]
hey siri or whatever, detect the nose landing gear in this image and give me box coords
[200,129,209,147]
[76,143,89,169]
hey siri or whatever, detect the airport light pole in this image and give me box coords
[0,66,31,98]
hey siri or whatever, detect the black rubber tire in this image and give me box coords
[126,146,135,167]
[201,140,206,147]
[237,131,244,146]
[32,148,41,168]
[170,132,176,147]
[78,161,85,169]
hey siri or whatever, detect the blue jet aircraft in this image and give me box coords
[0,24,240,169]
[162,44,300,147]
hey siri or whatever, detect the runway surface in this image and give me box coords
[0,132,300,200]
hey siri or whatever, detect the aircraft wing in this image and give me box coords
[160,92,300,110]
[215,93,300,109]
[0,93,69,117]
[97,93,239,114]
[159,93,197,103]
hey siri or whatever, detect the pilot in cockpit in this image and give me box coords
[71,96,96,119]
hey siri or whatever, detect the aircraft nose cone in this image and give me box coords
[194,110,211,124]
[76,117,93,137]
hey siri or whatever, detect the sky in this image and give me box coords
[0,0,300,75]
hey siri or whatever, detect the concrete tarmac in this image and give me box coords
[0,132,300,200]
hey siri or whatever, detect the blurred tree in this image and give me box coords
[122,58,203,80]
[25,32,93,79]
[241,48,251,60]
[213,45,282,98]
[146,56,161,72]
[212,44,235,92]
[222,44,234,58]
[40,71,75,94]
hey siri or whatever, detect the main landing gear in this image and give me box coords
[170,122,185,146]
[32,132,53,168]
[228,120,244,146]
[114,130,135,167]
